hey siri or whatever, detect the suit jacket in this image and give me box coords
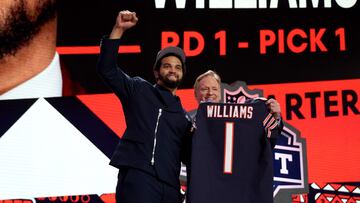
[97,37,192,188]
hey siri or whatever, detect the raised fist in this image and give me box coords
[115,10,138,31]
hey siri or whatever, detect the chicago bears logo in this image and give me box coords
[222,81,309,202]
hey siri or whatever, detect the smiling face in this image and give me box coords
[0,0,57,60]
[154,55,184,89]
[195,75,221,103]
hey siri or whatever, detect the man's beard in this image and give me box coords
[0,0,57,60]
[158,73,182,89]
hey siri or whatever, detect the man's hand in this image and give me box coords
[266,98,281,120]
[110,10,138,39]
[116,10,138,30]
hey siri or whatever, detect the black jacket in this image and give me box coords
[97,37,192,188]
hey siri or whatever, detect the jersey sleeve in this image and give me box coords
[249,98,282,148]
[263,112,280,139]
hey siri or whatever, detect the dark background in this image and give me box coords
[57,0,360,93]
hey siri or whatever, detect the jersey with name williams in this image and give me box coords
[188,100,279,203]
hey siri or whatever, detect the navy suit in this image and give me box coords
[97,37,192,203]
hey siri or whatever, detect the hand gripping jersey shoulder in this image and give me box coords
[245,98,279,138]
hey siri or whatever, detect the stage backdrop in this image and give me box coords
[1,0,359,202]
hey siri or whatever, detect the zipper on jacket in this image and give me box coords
[151,108,162,165]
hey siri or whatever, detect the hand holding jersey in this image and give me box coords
[185,70,283,203]
[188,101,280,203]
[266,98,282,120]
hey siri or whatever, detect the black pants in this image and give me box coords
[116,167,181,203]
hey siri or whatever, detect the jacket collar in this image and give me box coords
[154,84,183,112]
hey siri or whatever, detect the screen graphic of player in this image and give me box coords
[0,0,61,100]
[96,10,193,203]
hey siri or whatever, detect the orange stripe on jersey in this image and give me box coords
[265,117,276,130]
[267,122,278,138]
[263,113,272,126]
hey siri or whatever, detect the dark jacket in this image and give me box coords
[97,37,192,188]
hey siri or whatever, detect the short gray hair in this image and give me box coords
[194,70,221,96]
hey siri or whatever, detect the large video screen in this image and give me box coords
[0,0,359,202]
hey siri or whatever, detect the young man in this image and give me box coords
[97,10,192,203]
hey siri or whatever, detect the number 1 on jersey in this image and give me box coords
[224,122,234,174]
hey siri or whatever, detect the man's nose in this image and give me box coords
[169,66,176,73]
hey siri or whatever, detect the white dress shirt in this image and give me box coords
[0,53,62,100]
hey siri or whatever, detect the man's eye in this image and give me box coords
[162,64,170,68]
